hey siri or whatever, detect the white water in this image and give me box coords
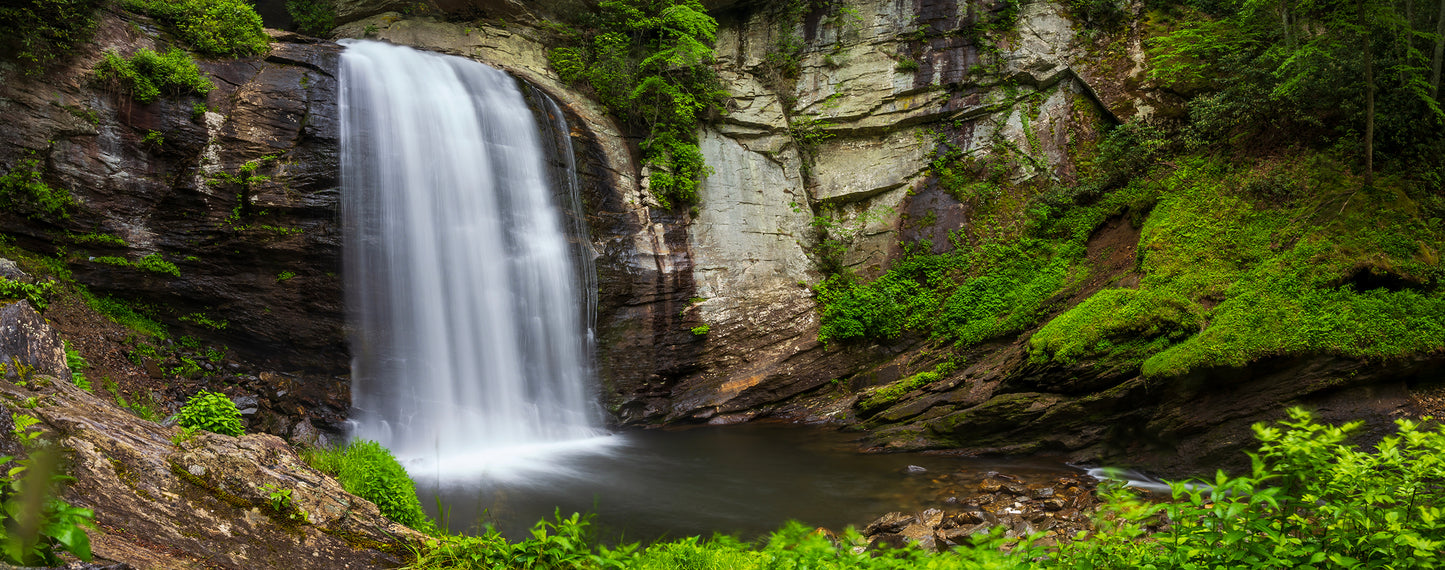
[339,40,615,478]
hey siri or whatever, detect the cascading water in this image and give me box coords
[339,40,613,478]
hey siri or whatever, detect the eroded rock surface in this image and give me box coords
[3,375,420,568]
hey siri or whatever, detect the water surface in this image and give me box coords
[414,423,1081,542]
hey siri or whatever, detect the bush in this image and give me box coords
[0,157,74,221]
[547,0,723,208]
[176,390,243,436]
[285,0,334,36]
[0,0,105,74]
[1059,408,1445,568]
[119,0,269,57]
[94,48,214,104]
[303,440,431,531]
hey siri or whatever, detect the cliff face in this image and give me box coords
[0,14,345,373]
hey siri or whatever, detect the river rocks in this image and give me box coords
[861,474,1099,551]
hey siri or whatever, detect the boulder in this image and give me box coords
[0,301,70,380]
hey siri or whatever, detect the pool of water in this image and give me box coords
[412,422,1082,541]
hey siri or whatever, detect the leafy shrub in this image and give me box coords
[119,0,269,57]
[0,278,55,312]
[0,0,105,74]
[94,48,214,104]
[547,0,724,208]
[0,157,74,221]
[134,253,179,277]
[303,440,431,531]
[1059,408,1445,568]
[285,0,334,36]
[176,390,243,436]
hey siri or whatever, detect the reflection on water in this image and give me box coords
[413,423,1081,542]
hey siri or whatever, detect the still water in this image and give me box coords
[413,422,1082,542]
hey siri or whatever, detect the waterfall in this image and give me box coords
[339,40,612,477]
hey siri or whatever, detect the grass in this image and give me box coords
[302,440,432,532]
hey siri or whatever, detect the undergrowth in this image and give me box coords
[94,48,214,104]
[302,439,432,532]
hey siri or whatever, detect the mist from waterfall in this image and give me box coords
[339,39,614,479]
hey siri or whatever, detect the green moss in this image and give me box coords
[1027,154,1444,379]
[856,361,958,414]
[134,253,179,277]
[1030,288,1204,366]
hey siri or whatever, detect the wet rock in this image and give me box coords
[898,523,937,551]
[863,511,915,535]
[905,464,928,474]
[0,301,70,380]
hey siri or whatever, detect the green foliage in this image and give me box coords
[142,130,164,148]
[64,232,126,247]
[0,156,74,221]
[180,312,227,330]
[1060,408,1445,568]
[0,278,55,312]
[119,0,269,57]
[895,58,920,72]
[303,440,431,531]
[176,390,243,436]
[275,270,296,282]
[547,0,725,208]
[78,288,168,338]
[1030,288,1204,365]
[0,449,95,565]
[61,341,91,392]
[1146,0,1443,167]
[689,324,710,335]
[88,252,180,277]
[0,0,104,74]
[94,48,215,104]
[285,0,335,36]
[134,253,179,277]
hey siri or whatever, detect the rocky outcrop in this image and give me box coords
[0,301,71,380]
[0,13,346,375]
[0,302,419,568]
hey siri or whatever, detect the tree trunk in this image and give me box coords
[1363,0,1376,187]
[1432,0,1445,99]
